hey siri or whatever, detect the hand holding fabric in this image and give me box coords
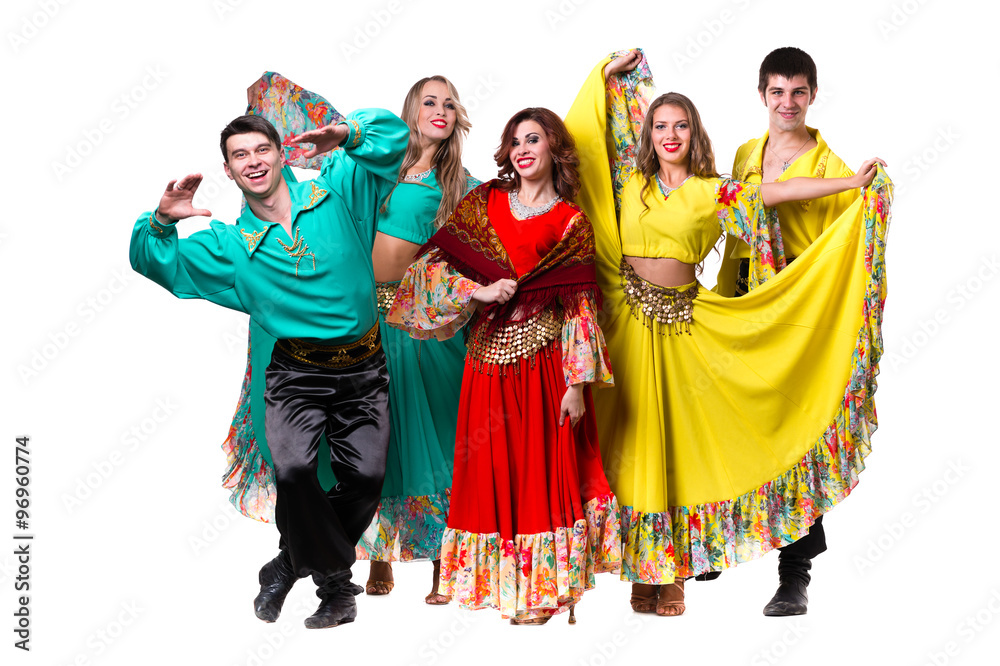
[290,123,349,159]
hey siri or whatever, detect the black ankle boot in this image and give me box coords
[254,550,297,622]
[304,571,361,629]
[763,555,811,616]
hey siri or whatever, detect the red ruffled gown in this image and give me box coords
[387,182,620,620]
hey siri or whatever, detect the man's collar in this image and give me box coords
[234,179,330,256]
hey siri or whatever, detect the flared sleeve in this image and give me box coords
[714,179,785,290]
[564,49,654,280]
[560,289,614,387]
[386,251,482,341]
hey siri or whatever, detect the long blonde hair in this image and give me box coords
[636,93,718,210]
[389,75,472,228]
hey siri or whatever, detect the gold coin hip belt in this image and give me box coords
[375,281,402,316]
[619,259,698,336]
[467,306,563,369]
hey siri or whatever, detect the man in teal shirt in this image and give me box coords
[130,109,408,628]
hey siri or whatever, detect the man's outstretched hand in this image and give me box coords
[155,174,213,224]
[289,123,349,159]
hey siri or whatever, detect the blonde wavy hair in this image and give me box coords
[636,92,718,209]
[386,75,472,228]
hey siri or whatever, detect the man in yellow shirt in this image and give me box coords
[715,47,859,616]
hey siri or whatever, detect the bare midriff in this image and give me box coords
[623,256,697,289]
[372,232,422,283]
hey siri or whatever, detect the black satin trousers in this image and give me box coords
[264,343,390,582]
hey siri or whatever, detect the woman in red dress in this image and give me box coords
[387,108,620,624]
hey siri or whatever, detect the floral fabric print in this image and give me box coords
[560,291,614,387]
[387,256,482,341]
[247,71,345,169]
[438,494,621,618]
[356,490,451,562]
[221,333,276,522]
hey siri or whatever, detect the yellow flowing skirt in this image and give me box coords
[595,191,887,583]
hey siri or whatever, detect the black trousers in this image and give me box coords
[264,342,390,581]
[736,257,827,562]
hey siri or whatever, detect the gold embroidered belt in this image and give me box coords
[619,259,697,335]
[375,281,401,316]
[276,323,381,369]
[467,307,562,367]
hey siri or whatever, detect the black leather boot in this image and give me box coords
[762,554,811,616]
[304,571,363,629]
[253,550,297,622]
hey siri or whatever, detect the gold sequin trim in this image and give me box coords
[467,307,562,373]
[303,181,328,210]
[276,228,316,277]
[148,212,164,234]
[346,119,362,148]
[240,227,266,252]
[276,324,380,369]
[375,281,401,316]
[619,259,697,335]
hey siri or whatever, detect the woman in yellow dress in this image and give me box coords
[564,50,892,615]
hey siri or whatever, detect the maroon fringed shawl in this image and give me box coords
[422,180,602,333]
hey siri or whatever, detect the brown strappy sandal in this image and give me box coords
[656,579,685,616]
[630,583,660,613]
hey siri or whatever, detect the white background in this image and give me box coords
[4,0,999,665]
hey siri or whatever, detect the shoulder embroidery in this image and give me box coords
[303,181,328,210]
[276,228,316,277]
[240,227,267,252]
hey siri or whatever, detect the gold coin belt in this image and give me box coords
[619,259,697,336]
[467,307,562,371]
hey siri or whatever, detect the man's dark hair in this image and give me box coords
[220,115,282,161]
[758,47,818,94]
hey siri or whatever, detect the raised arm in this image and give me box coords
[291,108,408,215]
[760,158,885,207]
[129,176,242,311]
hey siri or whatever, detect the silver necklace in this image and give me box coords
[403,166,433,182]
[509,190,561,219]
[656,173,691,198]
[770,136,812,173]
